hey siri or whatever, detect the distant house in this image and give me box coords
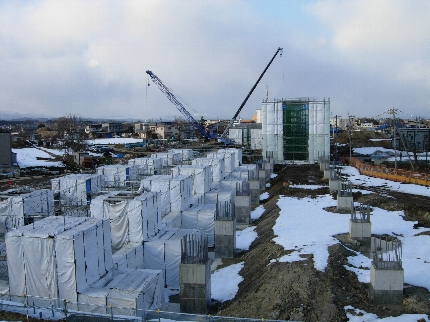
[394,128,430,152]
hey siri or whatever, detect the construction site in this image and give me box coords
[0,45,429,322]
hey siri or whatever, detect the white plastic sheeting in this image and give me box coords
[161,212,181,228]
[51,174,103,207]
[55,218,112,302]
[181,204,216,247]
[78,269,163,314]
[228,129,243,145]
[207,151,235,175]
[139,175,172,217]
[308,99,330,162]
[128,157,163,175]
[151,152,181,166]
[169,175,192,213]
[261,101,284,161]
[144,228,200,290]
[259,99,330,162]
[250,128,262,150]
[128,192,161,242]
[171,165,212,195]
[169,149,194,161]
[97,165,139,188]
[192,158,225,183]
[204,188,235,218]
[90,192,161,248]
[0,189,54,232]
[5,216,112,304]
[112,242,144,271]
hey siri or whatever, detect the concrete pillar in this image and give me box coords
[338,195,353,211]
[214,219,236,258]
[264,162,273,180]
[369,264,404,305]
[179,261,211,314]
[258,169,266,190]
[249,179,260,205]
[329,178,342,192]
[235,195,251,226]
[319,160,329,171]
[323,169,332,180]
[349,219,371,239]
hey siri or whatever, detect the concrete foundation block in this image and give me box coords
[337,195,353,211]
[349,220,372,239]
[179,262,211,314]
[369,264,404,305]
[258,170,267,189]
[329,179,342,192]
[320,161,329,171]
[214,235,235,258]
[250,189,260,206]
[214,220,235,236]
[323,169,332,180]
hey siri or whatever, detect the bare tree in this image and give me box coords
[53,113,88,153]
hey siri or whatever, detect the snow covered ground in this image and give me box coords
[7,145,430,321]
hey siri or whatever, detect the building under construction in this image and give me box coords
[256,98,330,162]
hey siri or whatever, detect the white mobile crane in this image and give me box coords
[219,47,283,144]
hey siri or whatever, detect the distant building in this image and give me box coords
[0,130,17,167]
[256,98,330,162]
[394,128,430,152]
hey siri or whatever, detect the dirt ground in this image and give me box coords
[211,163,430,321]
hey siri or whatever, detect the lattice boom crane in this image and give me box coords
[220,47,283,142]
[146,70,214,140]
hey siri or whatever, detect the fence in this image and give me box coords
[349,157,430,187]
[0,295,295,322]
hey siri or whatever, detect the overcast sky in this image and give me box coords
[1,0,429,121]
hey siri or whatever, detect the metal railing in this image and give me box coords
[0,295,295,322]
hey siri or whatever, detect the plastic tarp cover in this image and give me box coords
[250,129,262,150]
[0,197,19,232]
[22,237,58,298]
[103,200,129,251]
[216,151,235,174]
[181,204,215,247]
[26,189,55,217]
[192,158,225,183]
[107,269,163,313]
[161,212,181,228]
[112,242,144,271]
[77,287,109,314]
[5,235,25,296]
[172,165,211,195]
[169,175,192,213]
[130,192,160,242]
[144,228,200,290]
[57,174,102,206]
[151,180,171,216]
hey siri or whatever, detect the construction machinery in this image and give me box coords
[146,70,216,140]
[219,47,283,144]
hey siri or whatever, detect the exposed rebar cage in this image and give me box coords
[339,181,353,197]
[372,236,402,270]
[351,202,371,223]
[181,234,208,264]
[215,201,234,221]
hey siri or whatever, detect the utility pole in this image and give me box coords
[334,115,341,162]
[389,108,398,172]
[348,114,355,159]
